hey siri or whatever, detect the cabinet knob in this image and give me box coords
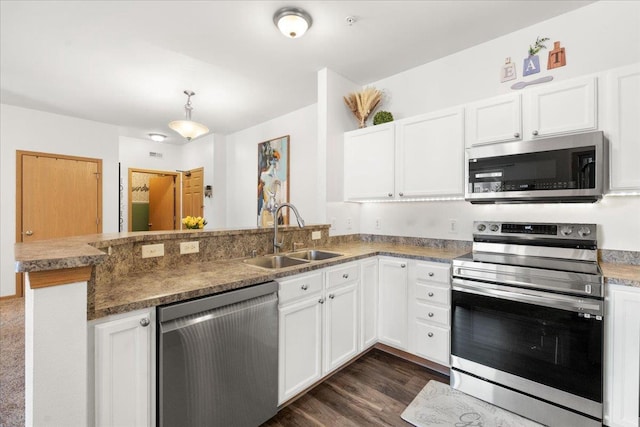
[318,298,325,304]
[428,292,434,297]
[514,132,520,138]
[532,130,539,136]
[342,273,349,279]
[301,284,308,291]
[329,294,335,299]
[428,272,434,277]
[388,193,393,197]
[427,332,434,338]
[24,230,34,236]
[401,264,406,268]
[140,318,150,327]
[399,192,404,197]
[428,312,434,317]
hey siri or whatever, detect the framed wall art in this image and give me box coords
[257,135,290,227]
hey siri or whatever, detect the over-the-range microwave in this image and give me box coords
[466,131,607,204]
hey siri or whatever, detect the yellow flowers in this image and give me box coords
[182,216,207,229]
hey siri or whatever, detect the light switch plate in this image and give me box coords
[311,231,321,240]
[141,243,164,258]
[180,241,199,254]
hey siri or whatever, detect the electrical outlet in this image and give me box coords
[449,219,458,234]
[346,217,353,230]
[311,231,322,240]
[375,218,381,230]
[141,243,164,258]
[180,241,199,254]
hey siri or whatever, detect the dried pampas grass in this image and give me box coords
[344,87,382,128]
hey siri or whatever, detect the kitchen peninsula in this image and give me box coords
[15,225,640,426]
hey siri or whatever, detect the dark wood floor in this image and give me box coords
[262,348,449,427]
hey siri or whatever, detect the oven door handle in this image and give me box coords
[452,278,603,317]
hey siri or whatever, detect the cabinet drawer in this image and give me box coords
[415,302,450,327]
[415,262,450,284]
[414,322,450,366]
[326,263,359,289]
[278,272,323,304]
[415,283,449,305]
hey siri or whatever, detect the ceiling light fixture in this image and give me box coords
[148,133,167,142]
[168,90,209,141]
[273,7,312,39]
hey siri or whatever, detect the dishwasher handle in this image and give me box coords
[158,281,278,323]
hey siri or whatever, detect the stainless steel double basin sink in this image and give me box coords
[243,250,343,270]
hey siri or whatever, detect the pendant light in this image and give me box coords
[273,7,312,39]
[168,90,209,141]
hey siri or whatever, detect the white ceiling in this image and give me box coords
[0,0,594,144]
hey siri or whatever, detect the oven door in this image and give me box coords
[451,279,603,406]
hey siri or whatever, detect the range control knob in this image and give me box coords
[578,227,592,237]
[560,226,573,236]
[489,224,499,232]
[477,223,486,232]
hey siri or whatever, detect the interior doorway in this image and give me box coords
[128,168,179,232]
[15,150,103,297]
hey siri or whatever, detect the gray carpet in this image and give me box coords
[402,380,544,427]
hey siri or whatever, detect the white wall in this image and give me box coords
[224,104,319,228]
[354,0,640,251]
[0,104,119,296]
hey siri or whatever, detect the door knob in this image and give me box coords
[428,292,434,297]
[428,272,434,277]
[427,332,434,338]
[24,230,34,236]
[428,312,434,317]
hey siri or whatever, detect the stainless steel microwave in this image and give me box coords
[466,131,606,204]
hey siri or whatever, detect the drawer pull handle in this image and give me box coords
[301,284,308,290]
[427,332,434,338]
[428,272,434,277]
[140,318,150,327]
[428,292,434,297]
[329,294,335,299]
[342,273,349,279]
[428,312,434,317]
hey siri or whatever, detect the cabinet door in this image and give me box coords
[95,310,153,427]
[466,93,522,146]
[606,63,640,191]
[605,285,640,427]
[378,258,408,350]
[528,76,597,138]
[344,122,395,200]
[395,108,465,197]
[324,281,359,374]
[278,295,323,404]
[360,258,378,351]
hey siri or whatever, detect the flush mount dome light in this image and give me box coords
[148,133,167,142]
[273,7,312,39]
[168,90,210,141]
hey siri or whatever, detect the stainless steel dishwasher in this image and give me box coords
[157,281,278,427]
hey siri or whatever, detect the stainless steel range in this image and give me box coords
[451,221,604,427]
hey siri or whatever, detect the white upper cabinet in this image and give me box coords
[395,107,465,198]
[605,63,640,191]
[466,93,523,147]
[344,122,395,200]
[528,75,598,138]
[466,75,597,147]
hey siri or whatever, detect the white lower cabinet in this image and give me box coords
[360,258,379,350]
[378,257,409,350]
[278,263,361,404]
[93,307,154,427]
[408,261,451,367]
[605,284,640,427]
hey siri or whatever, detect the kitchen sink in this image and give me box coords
[244,255,309,269]
[286,250,344,261]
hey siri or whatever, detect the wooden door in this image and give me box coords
[148,176,175,231]
[16,151,102,296]
[182,167,204,218]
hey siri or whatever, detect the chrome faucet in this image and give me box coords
[273,203,305,253]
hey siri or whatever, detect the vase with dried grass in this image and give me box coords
[343,87,382,128]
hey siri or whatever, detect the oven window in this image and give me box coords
[452,290,602,402]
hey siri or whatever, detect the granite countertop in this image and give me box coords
[91,242,467,319]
